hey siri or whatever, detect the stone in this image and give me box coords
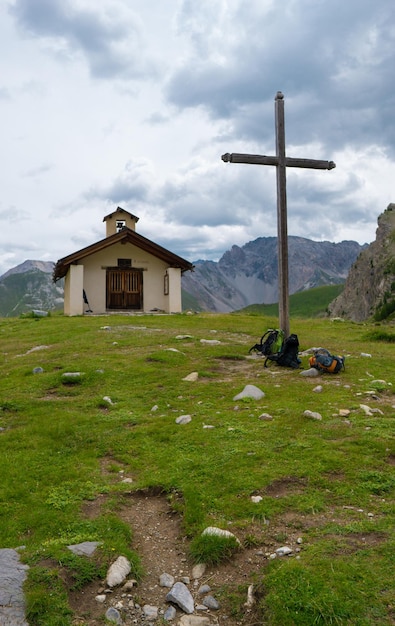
[300,368,320,377]
[67,541,101,556]
[176,415,192,425]
[122,579,137,591]
[105,606,122,624]
[200,339,221,345]
[202,526,241,545]
[192,563,206,579]
[164,604,177,620]
[198,584,211,595]
[303,410,322,420]
[183,372,199,381]
[166,581,194,614]
[245,584,255,608]
[103,396,115,405]
[202,595,220,610]
[160,572,175,587]
[106,555,131,587]
[251,495,262,503]
[0,548,29,626]
[143,604,158,619]
[276,546,293,556]
[313,385,323,393]
[233,385,265,401]
[33,367,44,374]
[258,412,273,420]
[62,372,84,381]
[95,594,106,603]
[178,616,211,626]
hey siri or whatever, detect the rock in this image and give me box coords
[106,556,131,587]
[166,581,194,614]
[339,409,351,416]
[313,385,323,393]
[300,368,320,377]
[245,584,255,608]
[176,335,193,339]
[200,339,221,345]
[233,385,265,401]
[361,352,372,357]
[143,604,158,619]
[276,546,293,556]
[176,415,192,425]
[202,595,220,610]
[258,412,273,420]
[95,594,106,603]
[67,541,101,556]
[0,548,29,626]
[160,572,175,587]
[183,372,199,381]
[164,604,177,620]
[192,563,206,579]
[198,584,211,595]
[122,579,137,591]
[202,526,241,545]
[151,404,159,411]
[105,606,122,624]
[33,367,44,374]
[103,396,115,405]
[251,495,262,503]
[62,372,84,381]
[360,404,383,416]
[303,410,322,420]
[178,616,211,626]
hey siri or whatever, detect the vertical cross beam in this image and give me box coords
[275,92,289,337]
[222,91,335,338]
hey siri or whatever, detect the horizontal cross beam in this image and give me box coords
[221,152,336,170]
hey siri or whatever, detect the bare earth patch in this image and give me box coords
[68,473,388,626]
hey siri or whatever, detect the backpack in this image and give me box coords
[249,329,284,356]
[309,348,345,373]
[264,333,301,369]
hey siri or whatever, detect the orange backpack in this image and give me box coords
[309,349,345,373]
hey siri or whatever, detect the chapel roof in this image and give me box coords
[53,227,194,281]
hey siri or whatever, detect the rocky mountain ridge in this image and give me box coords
[0,260,63,317]
[328,205,395,321]
[182,236,364,312]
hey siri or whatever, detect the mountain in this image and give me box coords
[0,260,64,317]
[0,234,365,317]
[182,236,364,312]
[328,205,395,321]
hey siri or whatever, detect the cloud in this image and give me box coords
[167,0,395,153]
[9,0,158,80]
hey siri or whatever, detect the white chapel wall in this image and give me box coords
[79,242,179,314]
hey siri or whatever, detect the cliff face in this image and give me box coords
[328,205,395,322]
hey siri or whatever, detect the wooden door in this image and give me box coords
[106,269,142,310]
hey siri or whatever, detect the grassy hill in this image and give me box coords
[0,311,394,624]
[238,283,344,318]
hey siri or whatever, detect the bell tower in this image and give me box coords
[103,207,139,236]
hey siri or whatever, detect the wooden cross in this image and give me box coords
[222,91,336,338]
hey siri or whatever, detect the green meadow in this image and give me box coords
[0,310,394,625]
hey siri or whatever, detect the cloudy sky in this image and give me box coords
[1,0,394,275]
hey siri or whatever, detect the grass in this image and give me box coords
[240,283,344,317]
[0,311,394,624]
